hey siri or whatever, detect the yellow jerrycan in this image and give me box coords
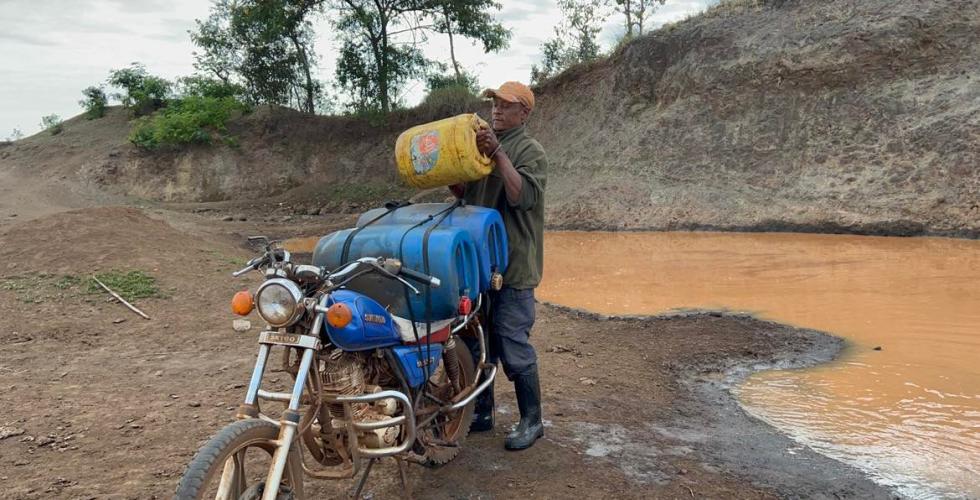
[395,113,494,189]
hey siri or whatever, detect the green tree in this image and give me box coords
[41,114,63,135]
[432,0,510,83]
[79,86,108,119]
[609,0,664,39]
[177,75,246,100]
[531,0,608,84]
[107,63,172,115]
[191,0,322,112]
[330,0,508,113]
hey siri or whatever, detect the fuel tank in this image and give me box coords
[323,290,401,351]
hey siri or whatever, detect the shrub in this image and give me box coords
[415,84,482,122]
[129,95,249,150]
[426,72,480,95]
[79,86,108,119]
[108,63,172,116]
[41,114,63,135]
[6,128,24,141]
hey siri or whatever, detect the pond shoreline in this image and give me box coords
[538,302,897,498]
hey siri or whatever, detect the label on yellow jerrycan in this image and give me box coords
[395,114,494,189]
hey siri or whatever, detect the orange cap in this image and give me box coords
[482,81,535,111]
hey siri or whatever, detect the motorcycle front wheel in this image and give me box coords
[175,418,305,500]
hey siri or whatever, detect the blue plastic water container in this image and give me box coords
[313,225,479,320]
[357,203,508,292]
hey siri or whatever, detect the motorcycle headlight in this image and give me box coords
[254,278,304,327]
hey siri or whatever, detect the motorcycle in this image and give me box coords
[175,236,496,499]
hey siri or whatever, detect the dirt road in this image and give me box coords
[0,199,897,499]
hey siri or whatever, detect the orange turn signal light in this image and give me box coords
[326,303,353,328]
[231,290,254,316]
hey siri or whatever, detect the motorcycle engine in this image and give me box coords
[320,349,401,449]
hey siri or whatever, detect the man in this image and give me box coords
[450,81,547,450]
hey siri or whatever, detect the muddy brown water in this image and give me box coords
[537,231,980,499]
[284,231,980,497]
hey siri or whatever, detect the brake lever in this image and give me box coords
[395,275,421,295]
[231,255,267,277]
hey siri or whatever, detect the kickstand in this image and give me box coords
[395,457,413,500]
[349,457,412,499]
[350,458,376,499]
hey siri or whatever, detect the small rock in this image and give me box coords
[36,436,55,446]
[187,402,201,408]
[679,468,688,475]
[153,370,163,377]
[873,346,882,351]
[306,206,321,216]
[221,215,233,222]
[578,377,597,386]
[8,214,16,218]
[112,318,126,324]
[129,423,143,429]
[169,394,180,399]
[13,459,29,466]
[236,215,247,221]
[0,427,25,440]
[232,319,252,332]
[225,383,245,390]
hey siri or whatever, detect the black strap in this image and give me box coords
[419,199,462,381]
[340,200,410,264]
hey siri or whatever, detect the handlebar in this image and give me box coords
[399,266,441,288]
[231,254,440,290]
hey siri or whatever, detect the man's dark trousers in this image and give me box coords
[467,287,543,449]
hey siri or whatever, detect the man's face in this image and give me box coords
[491,97,529,132]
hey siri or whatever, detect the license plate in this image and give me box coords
[258,331,320,349]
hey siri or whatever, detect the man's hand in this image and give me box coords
[476,129,500,158]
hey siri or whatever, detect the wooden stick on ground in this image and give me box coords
[92,276,151,320]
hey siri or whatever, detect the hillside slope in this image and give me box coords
[2,0,977,236]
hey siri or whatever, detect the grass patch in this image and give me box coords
[88,270,162,302]
[1,271,163,304]
[2,274,79,303]
[54,275,83,289]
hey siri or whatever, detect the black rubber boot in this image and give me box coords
[470,380,495,432]
[504,367,544,450]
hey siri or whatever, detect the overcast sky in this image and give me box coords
[0,0,714,138]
